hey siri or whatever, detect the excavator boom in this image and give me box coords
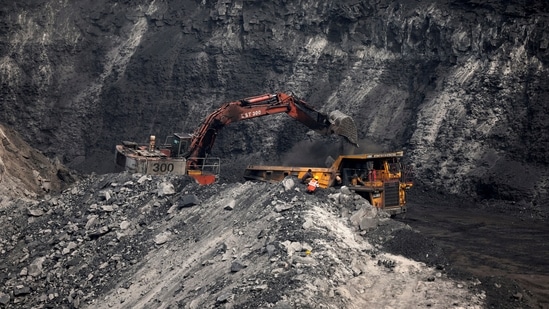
[187,93,358,164]
[115,92,358,186]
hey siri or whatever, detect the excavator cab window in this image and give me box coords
[169,133,191,158]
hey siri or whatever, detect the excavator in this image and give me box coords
[114,92,358,185]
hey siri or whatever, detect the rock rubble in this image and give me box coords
[0,172,486,308]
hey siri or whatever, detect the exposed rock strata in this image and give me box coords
[0,1,548,212]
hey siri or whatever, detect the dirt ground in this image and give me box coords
[0,124,76,205]
[397,188,549,309]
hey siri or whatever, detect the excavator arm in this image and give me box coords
[186,93,358,168]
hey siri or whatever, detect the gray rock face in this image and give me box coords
[0,2,548,209]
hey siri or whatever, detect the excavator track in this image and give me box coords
[328,110,359,146]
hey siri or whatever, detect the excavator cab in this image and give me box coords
[167,133,220,184]
[168,133,192,158]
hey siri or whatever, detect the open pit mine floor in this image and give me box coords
[398,189,549,309]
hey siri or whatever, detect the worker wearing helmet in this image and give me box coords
[307,175,320,193]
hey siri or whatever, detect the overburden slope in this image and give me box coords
[0,123,75,207]
[0,172,488,308]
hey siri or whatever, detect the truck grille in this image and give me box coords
[384,181,400,207]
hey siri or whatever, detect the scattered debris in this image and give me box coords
[0,172,511,308]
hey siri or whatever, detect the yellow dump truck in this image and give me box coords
[244,151,413,216]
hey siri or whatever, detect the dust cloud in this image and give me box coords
[280,137,386,167]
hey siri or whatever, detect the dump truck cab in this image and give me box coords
[333,152,413,215]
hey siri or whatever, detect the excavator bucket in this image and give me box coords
[328,110,359,146]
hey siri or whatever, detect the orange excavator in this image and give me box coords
[115,92,358,185]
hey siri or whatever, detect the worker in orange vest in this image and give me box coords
[307,176,319,193]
